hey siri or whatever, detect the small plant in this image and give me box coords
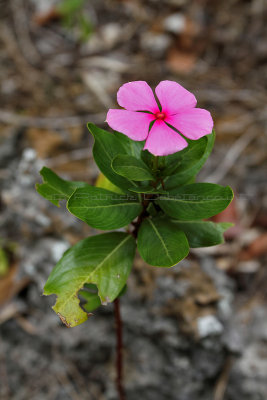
[57,0,93,42]
[36,80,233,399]
[0,239,16,277]
[0,246,9,277]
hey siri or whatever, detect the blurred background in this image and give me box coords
[0,0,267,399]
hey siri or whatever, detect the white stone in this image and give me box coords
[164,13,186,34]
[141,33,171,56]
[22,148,37,162]
[50,241,69,263]
[197,315,224,338]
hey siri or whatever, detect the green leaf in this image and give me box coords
[88,123,137,191]
[67,185,142,230]
[128,185,167,194]
[44,232,136,327]
[172,221,233,248]
[163,136,205,168]
[137,217,189,267]
[95,173,124,194]
[157,183,234,220]
[113,131,145,159]
[79,284,101,313]
[58,0,85,15]
[78,14,93,42]
[163,131,215,190]
[36,167,87,206]
[80,282,127,313]
[160,136,206,177]
[0,247,8,276]
[147,202,159,217]
[141,149,154,168]
[112,154,154,181]
[160,160,182,177]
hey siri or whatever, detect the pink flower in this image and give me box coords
[106,81,213,156]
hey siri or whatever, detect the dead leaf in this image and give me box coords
[239,233,267,261]
[0,303,21,325]
[253,212,267,229]
[211,198,241,239]
[33,8,62,27]
[167,47,196,74]
[0,263,30,306]
[26,128,64,158]
[164,264,220,338]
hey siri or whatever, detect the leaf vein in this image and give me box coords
[147,219,173,263]
[57,235,132,311]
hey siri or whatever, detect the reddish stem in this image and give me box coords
[114,298,126,400]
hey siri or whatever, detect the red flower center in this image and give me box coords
[155,112,166,120]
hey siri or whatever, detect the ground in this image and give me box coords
[0,1,267,399]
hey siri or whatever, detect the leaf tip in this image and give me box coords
[57,312,72,328]
[39,166,46,176]
[100,295,111,306]
[87,122,95,134]
[56,312,93,328]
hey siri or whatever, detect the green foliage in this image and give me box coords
[95,173,124,194]
[113,131,145,158]
[58,0,85,14]
[36,124,233,326]
[112,154,155,181]
[44,232,135,327]
[88,123,137,191]
[36,167,87,206]
[128,185,167,194]
[79,283,127,313]
[79,283,102,313]
[57,0,93,42]
[137,217,189,267]
[157,183,233,220]
[0,247,8,276]
[163,130,215,189]
[67,185,142,230]
[171,221,233,248]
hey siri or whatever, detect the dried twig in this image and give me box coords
[214,357,233,400]
[55,371,81,400]
[79,56,130,72]
[0,110,105,129]
[0,303,21,325]
[83,73,113,108]
[10,0,41,65]
[0,24,40,83]
[45,148,92,168]
[204,127,259,183]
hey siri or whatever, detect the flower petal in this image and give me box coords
[106,109,155,141]
[117,81,159,113]
[144,120,188,156]
[155,80,197,115]
[167,108,213,140]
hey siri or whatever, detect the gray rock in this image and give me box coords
[141,33,172,57]
[197,315,224,338]
[164,13,186,34]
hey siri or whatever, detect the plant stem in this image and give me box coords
[131,195,151,238]
[153,155,159,172]
[114,298,126,400]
